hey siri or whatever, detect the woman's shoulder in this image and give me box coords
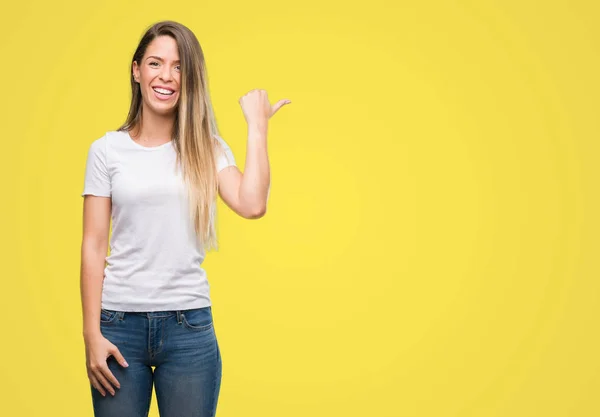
[212,134,236,170]
[212,134,233,151]
[86,130,131,160]
[89,129,127,143]
[97,129,132,148]
[106,129,130,141]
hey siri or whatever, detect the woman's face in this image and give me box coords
[133,35,181,116]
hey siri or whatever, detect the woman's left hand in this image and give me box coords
[239,89,291,128]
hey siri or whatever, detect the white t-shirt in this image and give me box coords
[82,129,236,312]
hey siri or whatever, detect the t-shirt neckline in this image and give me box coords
[124,130,173,151]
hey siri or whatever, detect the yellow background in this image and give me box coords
[1,0,598,416]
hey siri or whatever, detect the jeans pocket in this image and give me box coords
[181,307,213,331]
[100,308,118,324]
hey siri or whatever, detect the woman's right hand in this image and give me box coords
[84,333,129,396]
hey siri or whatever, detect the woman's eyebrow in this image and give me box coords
[146,56,181,63]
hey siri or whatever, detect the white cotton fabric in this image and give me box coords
[82,130,236,311]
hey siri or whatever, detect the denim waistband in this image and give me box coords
[103,306,210,320]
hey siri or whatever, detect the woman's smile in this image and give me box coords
[151,85,177,101]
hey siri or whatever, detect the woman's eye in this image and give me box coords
[175,66,181,71]
[149,62,159,67]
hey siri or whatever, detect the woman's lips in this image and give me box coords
[152,87,177,101]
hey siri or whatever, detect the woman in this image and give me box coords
[80,20,290,417]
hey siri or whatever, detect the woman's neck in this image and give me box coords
[131,106,176,146]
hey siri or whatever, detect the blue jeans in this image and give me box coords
[91,306,222,417]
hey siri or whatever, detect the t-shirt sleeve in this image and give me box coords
[82,135,111,197]
[214,135,237,172]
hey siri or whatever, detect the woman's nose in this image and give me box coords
[159,67,172,81]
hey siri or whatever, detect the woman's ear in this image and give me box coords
[132,61,140,83]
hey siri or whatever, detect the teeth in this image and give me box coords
[153,87,174,95]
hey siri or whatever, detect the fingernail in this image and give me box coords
[123,361,129,367]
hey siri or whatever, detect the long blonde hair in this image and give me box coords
[118,20,225,251]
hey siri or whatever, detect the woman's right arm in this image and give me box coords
[80,195,111,340]
[80,195,128,396]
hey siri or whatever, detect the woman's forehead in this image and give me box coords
[145,36,180,60]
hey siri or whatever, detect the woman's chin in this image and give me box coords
[146,101,178,117]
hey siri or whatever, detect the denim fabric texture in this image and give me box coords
[91,306,222,417]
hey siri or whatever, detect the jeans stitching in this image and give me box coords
[211,339,221,417]
[181,313,213,331]
[100,309,118,324]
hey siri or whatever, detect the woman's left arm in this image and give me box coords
[218,89,290,219]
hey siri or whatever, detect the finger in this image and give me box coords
[89,373,105,396]
[95,368,117,396]
[89,373,106,397]
[271,99,291,116]
[109,346,129,368]
[100,364,121,391]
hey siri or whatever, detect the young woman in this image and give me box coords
[80,20,290,417]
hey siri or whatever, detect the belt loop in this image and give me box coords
[176,311,183,324]
[117,311,125,321]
